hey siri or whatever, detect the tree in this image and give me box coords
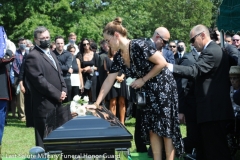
[0,0,214,46]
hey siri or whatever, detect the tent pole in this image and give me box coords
[220,30,225,48]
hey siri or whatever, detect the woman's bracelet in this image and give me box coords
[93,102,100,109]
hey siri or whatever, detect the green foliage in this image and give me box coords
[0,0,214,46]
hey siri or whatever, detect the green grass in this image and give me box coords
[2,114,240,160]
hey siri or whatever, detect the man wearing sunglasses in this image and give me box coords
[167,24,235,160]
[168,41,177,55]
[232,34,240,51]
[148,27,175,64]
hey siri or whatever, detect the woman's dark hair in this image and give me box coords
[79,38,91,54]
[76,38,91,63]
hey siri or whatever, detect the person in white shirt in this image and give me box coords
[64,32,79,55]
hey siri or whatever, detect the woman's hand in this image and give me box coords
[80,87,84,93]
[130,78,145,89]
[83,66,91,73]
[116,76,124,83]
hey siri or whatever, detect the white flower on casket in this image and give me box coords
[70,95,88,116]
[73,95,81,102]
[83,96,89,104]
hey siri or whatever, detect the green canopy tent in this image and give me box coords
[217,0,240,49]
[217,0,240,33]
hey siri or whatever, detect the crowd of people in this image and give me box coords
[0,16,240,160]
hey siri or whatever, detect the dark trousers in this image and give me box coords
[0,100,7,145]
[197,120,232,160]
[34,117,46,149]
[24,93,34,127]
[183,121,198,153]
[134,108,147,152]
[63,78,72,103]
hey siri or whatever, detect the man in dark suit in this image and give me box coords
[167,24,235,160]
[177,48,199,155]
[25,26,67,149]
[174,41,186,65]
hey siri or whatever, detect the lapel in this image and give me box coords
[35,46,58,71]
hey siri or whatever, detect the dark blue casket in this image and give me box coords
[43,106,132,160]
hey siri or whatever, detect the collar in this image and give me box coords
[36,45,49,54]
[203,40,212,50]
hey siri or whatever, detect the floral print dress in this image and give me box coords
[109,39,184,156]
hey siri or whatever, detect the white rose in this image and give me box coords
[83,96,89,103]
[70,101,77,113]
[77,105,86,116]
[73,95,81,102]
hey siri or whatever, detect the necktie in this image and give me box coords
[46,52,57,69]
[179,53,182,58]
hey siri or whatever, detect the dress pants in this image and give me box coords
[17,91,25,118]
[197,120,232,160]
[34,117,46,149]
[0,100,7,145]
[63,78,72,103]
[24,93,34,127]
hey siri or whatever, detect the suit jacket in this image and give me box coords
[174,52,186,65]
[173,41,234,124]
[177,50,198,122]
[145,38,175,64]
[233,88,240,106]
[25,46,67,118]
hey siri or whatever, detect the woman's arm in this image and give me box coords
[76,59,84,92]
[86,72,118,109]
[130,51,167,89]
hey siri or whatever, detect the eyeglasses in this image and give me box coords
[157,33,169,44]
[83,43,89,46]
[169,45,176,48]
[233,39,240,42]
[190,31,204,44]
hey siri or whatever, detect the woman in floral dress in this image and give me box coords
[86,17,184,160]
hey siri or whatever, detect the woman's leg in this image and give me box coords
[118,96,126,125]
[109,98,117,116]
[149,131,163,160]
[163,137,175,160]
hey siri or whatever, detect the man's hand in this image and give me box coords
[59,91,67,102]
[68,68,73,74]
[178,113,185,124]
[20,85,25,94]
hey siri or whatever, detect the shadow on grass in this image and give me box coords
[6,114,26,128]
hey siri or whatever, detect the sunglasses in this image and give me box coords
[83,43,89,46]
[169,45,176,48]
[190,31,204,44]
[233,39,240,42]
[157,33,169,44]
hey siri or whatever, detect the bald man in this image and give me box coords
[232,34,240,50]
[168,24,234,160]
[149,27,175,64]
